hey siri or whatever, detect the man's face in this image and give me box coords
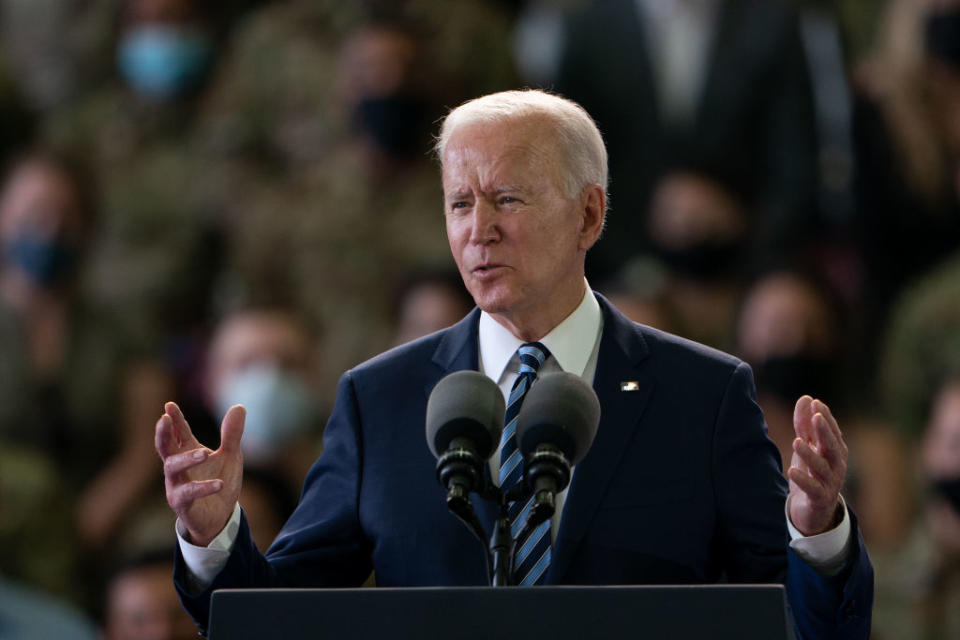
[204,311,314,408]
[104,564,197,640]
[442,117,600,337]
[0,162,85,246]
[923,381,960,554]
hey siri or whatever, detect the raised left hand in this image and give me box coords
[787,395,848,536]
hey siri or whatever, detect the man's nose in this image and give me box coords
[468,198,499,245]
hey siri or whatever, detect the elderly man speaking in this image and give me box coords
[156,90,872,638]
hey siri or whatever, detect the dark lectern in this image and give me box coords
[208,585,797,639]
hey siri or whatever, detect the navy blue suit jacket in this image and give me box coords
[176,295,872,638]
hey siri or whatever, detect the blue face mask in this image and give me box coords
[3,235,78,286]
[117,25,212,100]
[215,364,318,466]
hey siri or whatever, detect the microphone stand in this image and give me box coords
[489,491,515,587]
[488,483,542,586]
[438,448,569,587]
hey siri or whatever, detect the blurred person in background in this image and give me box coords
[0,442,82,605]
[204,306,324,487]
[870,373,960,639]
[0,0,263,113]
[101,549,197,640]
[0,571,97,640]
[183,0,517,400]
[883,249,960,459]
[0,0,117,112]
[0,150,182,610]
[220,15,457,402]
[99,494,297,640]
[194,0,516,175]
[0,151,120,481]
[851,0,960,353]
[392,268,474,345]
[556,0,818,280]
[595,257,675,332]
[735,270,843,468]
[872,26,960,617]
[41,0,230,354]
[645,167,749,350]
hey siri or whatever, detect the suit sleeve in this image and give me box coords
[173,371,373,632]
[711,362,873,640]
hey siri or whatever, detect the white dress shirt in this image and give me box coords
[478,282,604,542]
[178,285,851,588]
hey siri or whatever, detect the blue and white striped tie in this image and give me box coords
[499,342,551,585]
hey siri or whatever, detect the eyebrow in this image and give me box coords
[444,184,529,200]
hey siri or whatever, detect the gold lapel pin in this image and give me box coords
[620,381,640,392]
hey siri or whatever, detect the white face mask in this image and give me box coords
[215,364,317,465]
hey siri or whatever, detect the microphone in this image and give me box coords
[426,370,505,519]
[515,372,600,529]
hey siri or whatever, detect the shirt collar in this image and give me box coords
[478,284,602,382]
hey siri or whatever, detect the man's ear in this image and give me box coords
[577,183,606,251]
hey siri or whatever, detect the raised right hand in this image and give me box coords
[155,401,245,547]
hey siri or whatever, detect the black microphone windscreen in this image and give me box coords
[426,370,505,460]
[516,372,600,465]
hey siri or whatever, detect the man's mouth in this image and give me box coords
[472,263,507,277]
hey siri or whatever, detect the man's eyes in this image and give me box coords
[446,196,522,211]
[498,195,525,206]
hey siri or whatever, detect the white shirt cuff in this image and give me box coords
[176,502,242,591]
[785,494,852,576]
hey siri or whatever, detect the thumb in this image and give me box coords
[220,404,246,455]
[792,394,814,440]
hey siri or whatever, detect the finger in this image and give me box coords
[163,448,210,477]
[793,395,815,441]
[787,465,828,502]
[219,405,246,455]
[167,479,224,512]
[165,401,200,450]
[812,412,845,464]
[155,414,182,459]
[812,398,845,446]
[793,437,833,483]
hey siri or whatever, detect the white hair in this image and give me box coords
[435,89,608,202]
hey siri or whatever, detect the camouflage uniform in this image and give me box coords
[0,443,83,607]
[226,142,452,402]
[0,296,131,483]
[871,522,960,640]
[882,252,960,438]
[189,0,517,398]
[42,85,225,350]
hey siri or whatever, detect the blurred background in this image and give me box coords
[0,0,957,637]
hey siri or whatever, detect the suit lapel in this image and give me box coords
[548,296,654,583]
[424,307,481,397]
[423,308,501,536]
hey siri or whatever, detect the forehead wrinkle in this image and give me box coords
[444,142,555,198]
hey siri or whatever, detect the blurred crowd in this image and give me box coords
[0,0,957,638]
